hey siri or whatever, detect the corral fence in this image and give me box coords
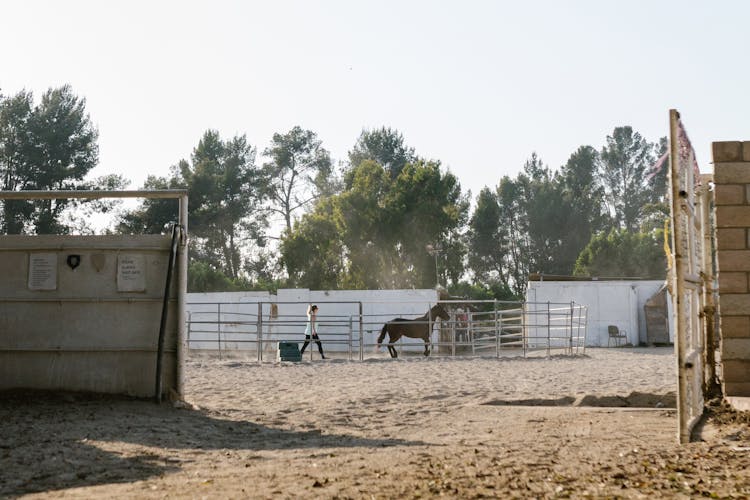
[186,300,587,361]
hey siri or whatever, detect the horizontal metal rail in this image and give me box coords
[0,189,188,200]
[185,300,588,361]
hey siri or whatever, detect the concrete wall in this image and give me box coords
[0,235,179,398]
[712,141,750,396]
[526,280,669,347]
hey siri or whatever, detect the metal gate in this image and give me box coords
[667,110,717,443]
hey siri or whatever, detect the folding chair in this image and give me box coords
[607,325,627,347]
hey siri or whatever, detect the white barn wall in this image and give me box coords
[525,280,670,347]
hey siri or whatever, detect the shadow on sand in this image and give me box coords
[482,391,677,409]
[0,390,425,498]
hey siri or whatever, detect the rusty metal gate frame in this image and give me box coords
[667,110,716,444]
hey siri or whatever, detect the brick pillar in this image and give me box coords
[713,141,750,396]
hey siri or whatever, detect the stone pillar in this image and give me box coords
[713,141,750,396]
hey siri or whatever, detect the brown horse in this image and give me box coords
[377,304,451,358]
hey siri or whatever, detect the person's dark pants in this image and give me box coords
[300,333,325,357]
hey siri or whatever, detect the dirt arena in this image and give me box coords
[2,347,749,499]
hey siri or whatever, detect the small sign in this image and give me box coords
[29,253,57,291]
[117,254,146,292]
[91,253,106,272]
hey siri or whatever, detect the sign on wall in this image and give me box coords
[28,253,57,291]
[117,254,146,292]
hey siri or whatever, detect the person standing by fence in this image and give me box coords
[301,304,326,359]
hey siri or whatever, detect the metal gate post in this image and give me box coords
[451,307,456,357]
[359,302,364,361]
[428,303,434,356]
[569,301,575,355]
[547,301,551,358]
[522,302,528,358]
[495,302,500,359]
[217,303,223,360]
[257,302,263,363]
[470,311,475,355]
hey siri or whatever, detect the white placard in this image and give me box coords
[117,254,146,292]
[28,253,58,291]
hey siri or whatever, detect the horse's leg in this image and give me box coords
[423,335,430,356]
[388,345,397,358]
[388,332,401,358]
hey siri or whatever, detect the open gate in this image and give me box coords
[667,109,717,443]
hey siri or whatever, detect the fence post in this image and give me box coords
[349,316,354,361]
[358,302,364,361]
[547,301,551,358]
[569,301,575,355]
[451,305,456,357]
[581,306,587,355]
[495,301,500,359]
[217,303,223,360]
[470,310,476,355]
[429,302,434,357]
[522,302,528,358]
[258,302,264,363]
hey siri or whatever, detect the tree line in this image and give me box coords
[0,86,669,297]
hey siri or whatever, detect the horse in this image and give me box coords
[376,303,451,358]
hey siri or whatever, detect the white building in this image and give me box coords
[525,277,672,347]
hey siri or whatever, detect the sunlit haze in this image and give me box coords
[3,0,748,206]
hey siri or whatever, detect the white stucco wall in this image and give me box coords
[525,280,671,347]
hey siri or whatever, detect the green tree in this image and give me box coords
[467,148,607,294]
[334,160,393,289]
[599,126,658,231]
[519,153,569,275]
[347,127,416,181]
[448,281,516,302]
[573,228,666,278]
[495,175,530,296]
[262,126,334,232]
[117,174,182,235]
[553,145,608,273]
[381,160,468,288]
[118,131,267,283]
[0,90,34,233]
[279,198,344,289]
[62,173,131,234]
[645,136,669,204]
[466,187,506,285]
[0,85,99,234]
[180,131,266,280]
[279,156,468,290]
[188,261,246,292]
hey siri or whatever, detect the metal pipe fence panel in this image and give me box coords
[186,299,588,361]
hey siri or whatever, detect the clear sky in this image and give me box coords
[2,0,748,200]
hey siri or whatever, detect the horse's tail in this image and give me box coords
[376,324,388,349]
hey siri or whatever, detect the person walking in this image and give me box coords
[301,304,326,359]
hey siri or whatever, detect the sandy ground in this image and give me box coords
[1,347,749,499]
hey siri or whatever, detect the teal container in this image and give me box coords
[276,341,302,362]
